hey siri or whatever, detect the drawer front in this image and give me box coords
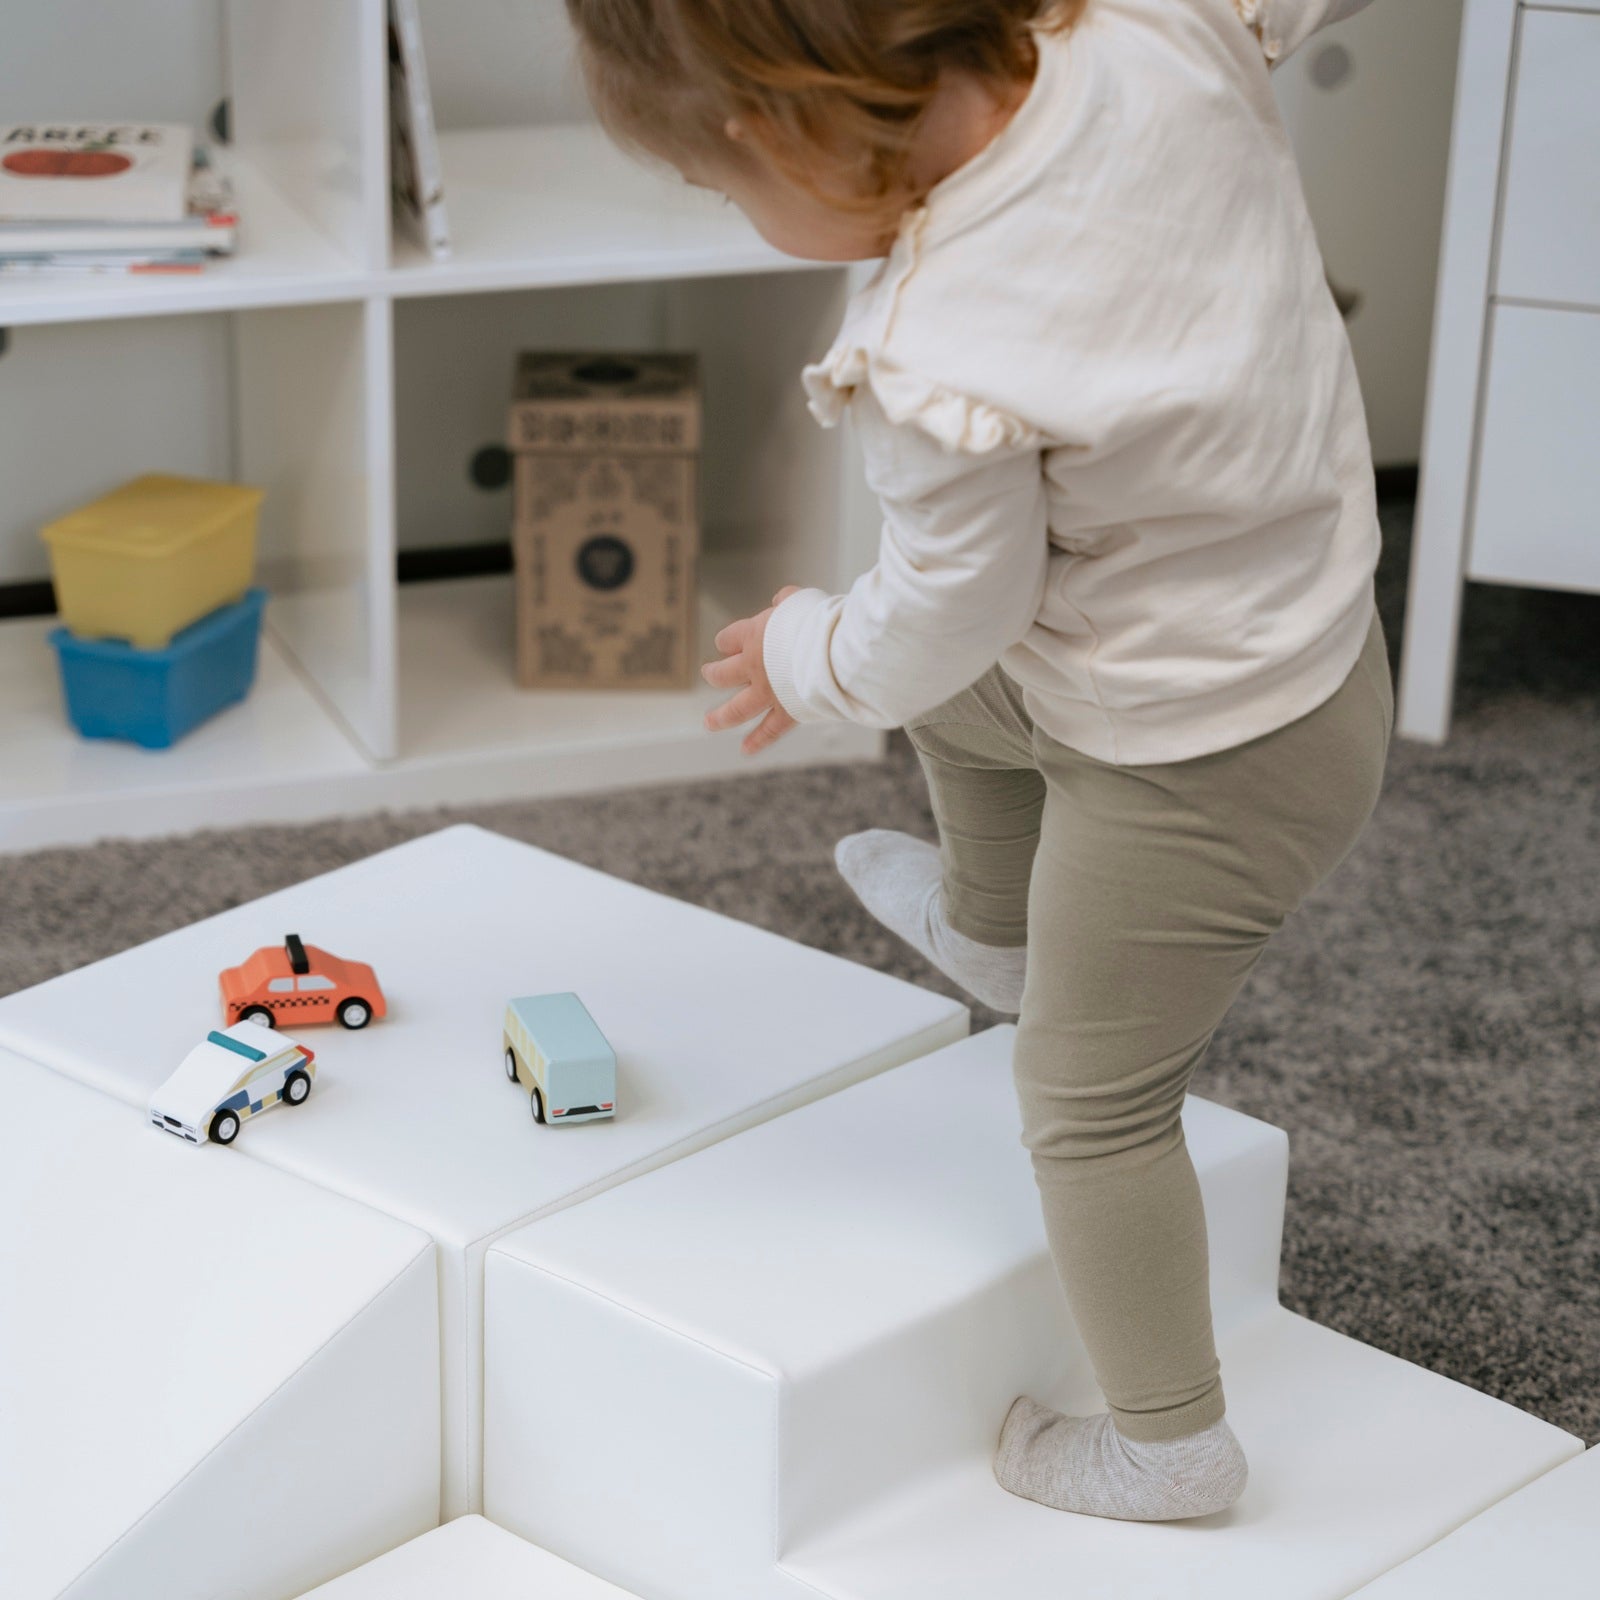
[1469,303,1600,593]
[1496,8,1600,309]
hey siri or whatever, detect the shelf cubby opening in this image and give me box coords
[386,1,807,293]
[0,306,381,847]
[0,0,380,328]
[390,269,880,784]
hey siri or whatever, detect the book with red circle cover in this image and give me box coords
[0,122,194,224]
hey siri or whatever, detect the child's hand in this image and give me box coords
[702,586,801,756]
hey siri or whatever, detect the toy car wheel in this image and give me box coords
[240,1006,276,1028]
[282,1069,312,1106]
[209,1109,241,1145]
[530,1087,547,1125]
[504,1048,519,1084]
[337,997,373,1030]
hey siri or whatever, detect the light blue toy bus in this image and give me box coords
[502,992,617,1125]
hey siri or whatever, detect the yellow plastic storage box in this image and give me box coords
[42,473,264,650]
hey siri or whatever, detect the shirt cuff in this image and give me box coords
[762,587,835,724]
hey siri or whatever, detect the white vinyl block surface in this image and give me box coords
[294,1516,642,1599]
[785,1307,1582,1600]
[482,1028,1583,1600]
[1347,1445,1600,1599]
[0,1049,440,1600]
[0,824,968,1516]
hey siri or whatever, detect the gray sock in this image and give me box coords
[994,1397,1248,1521]
[834,830,1027,1013]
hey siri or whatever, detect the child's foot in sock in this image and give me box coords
[994,1397,1248,1521]
[834,830,1027,1012]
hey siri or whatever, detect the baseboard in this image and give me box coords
[0,544,517,622]
[395,541,512,584]
[0,579,57,621]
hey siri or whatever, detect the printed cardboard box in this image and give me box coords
[508,352,700,690]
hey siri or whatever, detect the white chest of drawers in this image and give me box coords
[1398,0,1600,741]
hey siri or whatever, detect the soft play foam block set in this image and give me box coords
[0,825,1590,1600]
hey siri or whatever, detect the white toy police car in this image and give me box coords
[148,1021,317,1146]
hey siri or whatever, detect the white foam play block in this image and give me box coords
[293,1516,642,1599]
[1347,1445,1600,1599]
[482,1028,1584,1600]
[0,824,967,1517]
[0,1049,440,1600]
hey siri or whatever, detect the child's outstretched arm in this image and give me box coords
[706,388,1050,743]
[1234,0,1377,66]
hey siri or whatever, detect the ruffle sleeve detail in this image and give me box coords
[1231,0,1284,62]
[801,343,1045,455]
[1233,0,1377,66]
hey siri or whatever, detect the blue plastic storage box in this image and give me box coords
[49,587,268,749]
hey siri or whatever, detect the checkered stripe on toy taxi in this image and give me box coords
[231,995,330,1017]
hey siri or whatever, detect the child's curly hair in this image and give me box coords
[566,0,1086,222]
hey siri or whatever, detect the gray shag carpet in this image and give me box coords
[4,496,1598,1446]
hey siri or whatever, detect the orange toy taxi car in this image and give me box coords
[220,932,387,1031]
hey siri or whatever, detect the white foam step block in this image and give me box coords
[0,824,967,1518]
[0,1048,440,1600]
[1346,1446,1600,1599]
[485,1027,1290,1585]
[482,1028,1584,1600]
[294,1516,642,1599]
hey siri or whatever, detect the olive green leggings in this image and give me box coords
[905,603,1394,1442]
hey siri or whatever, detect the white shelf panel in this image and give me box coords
[0,606,372,850]
[0,123,837,326]
[400,567,732,762]
[391,571,879,804]
[0,154,367,328]
[387,124,820,295]
[397,569,875,779]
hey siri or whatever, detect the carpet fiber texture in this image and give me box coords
[3,499,1597,1444]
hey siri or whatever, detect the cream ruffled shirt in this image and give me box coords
[763,0,1381,766]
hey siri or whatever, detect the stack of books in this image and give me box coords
[0,122,238,277]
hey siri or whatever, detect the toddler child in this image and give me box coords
[568,0,1392,1523]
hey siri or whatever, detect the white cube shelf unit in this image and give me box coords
[0,0,882,851]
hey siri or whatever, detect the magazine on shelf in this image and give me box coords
[0,122,194,223]
[0,252,207,276]
[388,0,452,259]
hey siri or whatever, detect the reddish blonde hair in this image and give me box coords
[566,0,1086,220]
